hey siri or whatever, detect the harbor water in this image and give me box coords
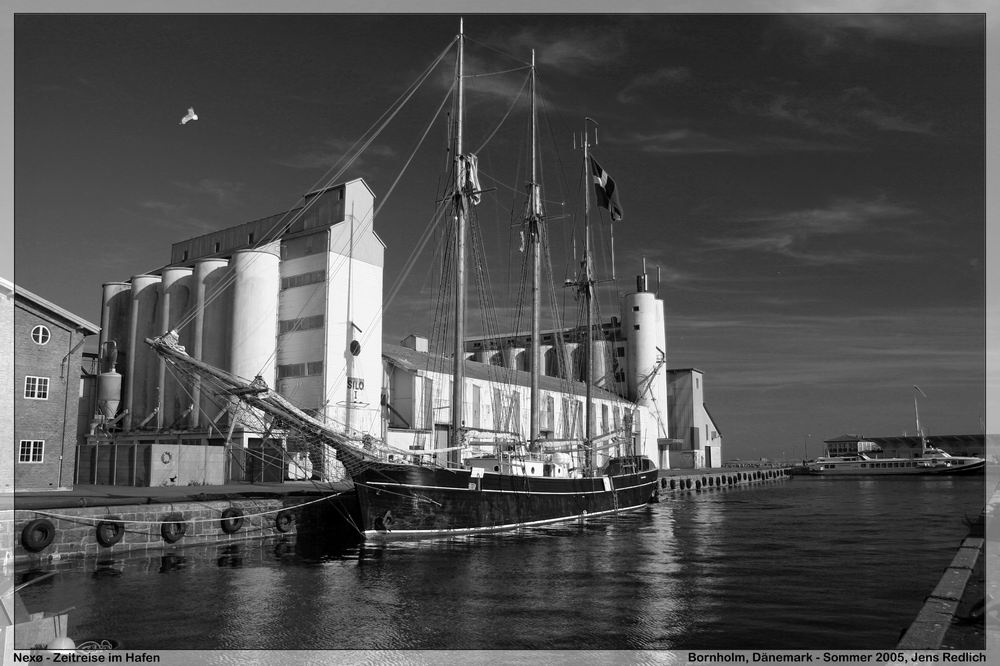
[15,473,987,650]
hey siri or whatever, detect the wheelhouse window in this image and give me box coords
[31,325,50,345]
[18,440,44,463]
[24,376,49,400]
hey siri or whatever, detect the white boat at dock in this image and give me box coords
[805,448,985,476]
[805,386,985,476]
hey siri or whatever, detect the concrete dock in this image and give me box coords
[896,478,997,651]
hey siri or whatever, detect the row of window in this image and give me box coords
[281,270,326,291]
[277,361,324,379]
[278,314,325,335]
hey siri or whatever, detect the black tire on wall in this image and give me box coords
[96,517,125,547]
[21,519,56,552]
[160,512,188,543]
[220,507,245,534]
[274,510,294,533]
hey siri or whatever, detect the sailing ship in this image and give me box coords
[147,21,659,539]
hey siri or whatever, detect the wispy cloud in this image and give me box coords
[173,179,245,205]
[276,136,398,172]
[732,85,934,136]
[702,196,921,266]
[779,14,983,54]
[503,25,628,75]
[668,305,984,392]
[617,66,692,104]
[133,200,216,236]
[625,127,855,155]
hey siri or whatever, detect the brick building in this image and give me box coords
[11,279,99,491]
[1,279,13,493]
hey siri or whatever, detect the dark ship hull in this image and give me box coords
[353,456,659,538]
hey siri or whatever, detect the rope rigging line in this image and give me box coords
[167,37,458,340]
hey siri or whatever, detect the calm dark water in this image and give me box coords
[16,473,988,650]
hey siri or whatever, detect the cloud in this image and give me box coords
[617,67,692,104]
[173,179,245,205]
[732,85,934,137]
[780,14,983,53]
[503,25,628,75]
[276,136,398,172]
[626,127,855,155]
[667,305,984,392]
[628,128,741,154]
[701,196,921,266]
[134,200,216,236]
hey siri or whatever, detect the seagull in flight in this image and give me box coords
[180,107,198,125]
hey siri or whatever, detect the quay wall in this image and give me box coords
[8,495,337,567]
[896,479,998,650]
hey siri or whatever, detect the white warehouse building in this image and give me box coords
[83,178,723,486]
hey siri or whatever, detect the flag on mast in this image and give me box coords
[590,156,623,221]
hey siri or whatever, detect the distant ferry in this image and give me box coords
[805,447,984,476]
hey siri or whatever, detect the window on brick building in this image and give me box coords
[31,325,50,345]
[18,440,44,463]
[24,376,49,400]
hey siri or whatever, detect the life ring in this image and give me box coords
[377,510,394,531]
[95,517,125,547]
[160,451,172,465]
[160,513,188,543]
[274,510,294,533]
[21,518,56,552]
[220,507,245,534]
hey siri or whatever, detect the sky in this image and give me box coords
[8,7,993,461]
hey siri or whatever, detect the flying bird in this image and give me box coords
[180,107,198,125]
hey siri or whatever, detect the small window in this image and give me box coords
[24,376,49,400]
[182,250,189,261]
[634,325,640,330]
[31,325,50,345]
[633,306,639,312]
[18,440,44,463]
[248,232,255,244]
[213,241,221,253]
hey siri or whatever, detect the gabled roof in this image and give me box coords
[382,343,630,404]
[13,282,100,335]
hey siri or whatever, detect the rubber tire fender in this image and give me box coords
[160,512,188,543]
[274,510,294,533]
[96,517,125,547]
[21,518,56,553]
[219,507,245,534]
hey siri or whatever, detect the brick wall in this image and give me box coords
[14,304,89,490]
[0,285,13,493]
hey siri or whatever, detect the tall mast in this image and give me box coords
[529,50,541,449]
[913,385,927,452]
[582,118,595,471]
[451,19,466,449]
